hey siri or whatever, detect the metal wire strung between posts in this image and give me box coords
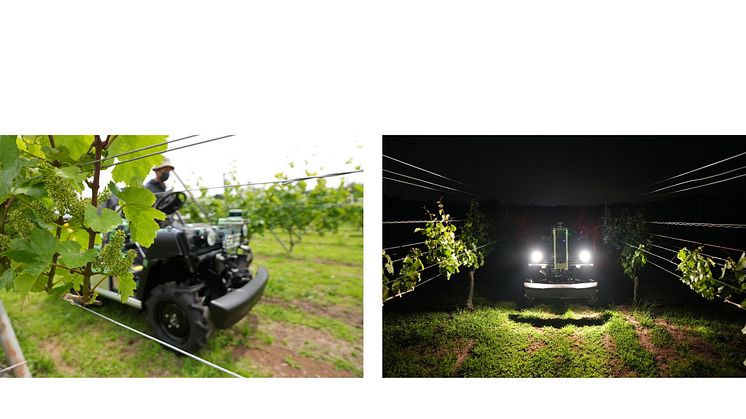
[383,263,438,286]
[648,233,746,254]
[392,251,431,263]
[78,135,200,167]
[382,169,476,197]
[636,150,746,191]
[634,165,746,198]
[154,169,364,196]
[67,299,244,378]
[382,241,495,288]
[96,135,235,171]
[647,221,746,229]
[383,154,473,188]
[383,219,465,224]
[639,172,746,199]
[383,272,445,304]
[383,240,428,251]
[383,176,451,194]
[625,243,678,266]
[645,260,744,309]
[650,242,727,262]
[383,235,462,254]
[0,361,27,375]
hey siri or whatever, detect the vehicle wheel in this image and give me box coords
[145,282,210,353]
[524,295,536,307]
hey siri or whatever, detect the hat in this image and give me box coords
[152,156,174,171]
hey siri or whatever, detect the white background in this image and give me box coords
[2,0,746,418]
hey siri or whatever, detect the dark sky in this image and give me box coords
[383,136,746,206]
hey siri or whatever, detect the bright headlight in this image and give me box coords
[207,229,219,246]
[579,250,591,263]
[530,250,543,263]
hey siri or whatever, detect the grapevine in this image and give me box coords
[0,135,167,305]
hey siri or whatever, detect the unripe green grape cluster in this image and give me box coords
[28,199,58,224]
[98,187,112,204]
[93,229,136,276]
[0,233,10,253]
[7,209,33,239]
[39,162,84,220]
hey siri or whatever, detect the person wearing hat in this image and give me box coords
[145,156,174,195]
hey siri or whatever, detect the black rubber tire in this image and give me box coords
[145,282,210,353]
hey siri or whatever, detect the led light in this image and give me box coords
[207,229,219,246]
[530,250,543,263]
[579,250,591,263]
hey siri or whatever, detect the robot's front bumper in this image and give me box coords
[209,266,269,329]
[524,281,597,300]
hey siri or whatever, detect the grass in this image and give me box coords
[0,227,362,377]
[383,302,746,377]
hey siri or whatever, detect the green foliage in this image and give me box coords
[110,183,165,247]
[381,200,491,303]
[84,206,123,233]
[676,247,718,300]
[621,242,649,282]
[0,135,167,306]
[460,200,490,270]
[93,230,137,302]
[416,200,466,280]
[108,135,167,186]
[181,164,362,253]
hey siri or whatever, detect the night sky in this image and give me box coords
[383,136,746,206]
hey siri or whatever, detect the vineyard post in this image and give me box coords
[0,299,31,377]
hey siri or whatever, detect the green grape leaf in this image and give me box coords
[66,226,101,248]
[2,228,58,276]
[0,136,23,198]
[0,269,14,291]
[55,166,88,192]
[84,205,122,233]
[118,271,136,303]
[113,185,165,247]
[54,135,94,161]
[108,135,168,186]
[14,272,38,301]
[56,240,98,268]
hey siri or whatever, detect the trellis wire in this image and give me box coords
[392,251,430,263]
[383,272,445,303]
[383,168,476,197]
[68,299,244,378]
[383,263,438,286]
[383,219,464,224]
[648,260,744,310]
[635,165,746,198]
[383,154,472,188]
[647,221,746,229]
[383,235,462,254]
[0,361,27,375]
[156,169,364,196]
[648,233,746,254]
[640,172,746,199]
[625,243,678,266]
[97,135,235,171]
[650,242,727,262]
[383,240,427,251]
[383,176,450,194]
[78,135,199,167]
[637,150,746,191]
